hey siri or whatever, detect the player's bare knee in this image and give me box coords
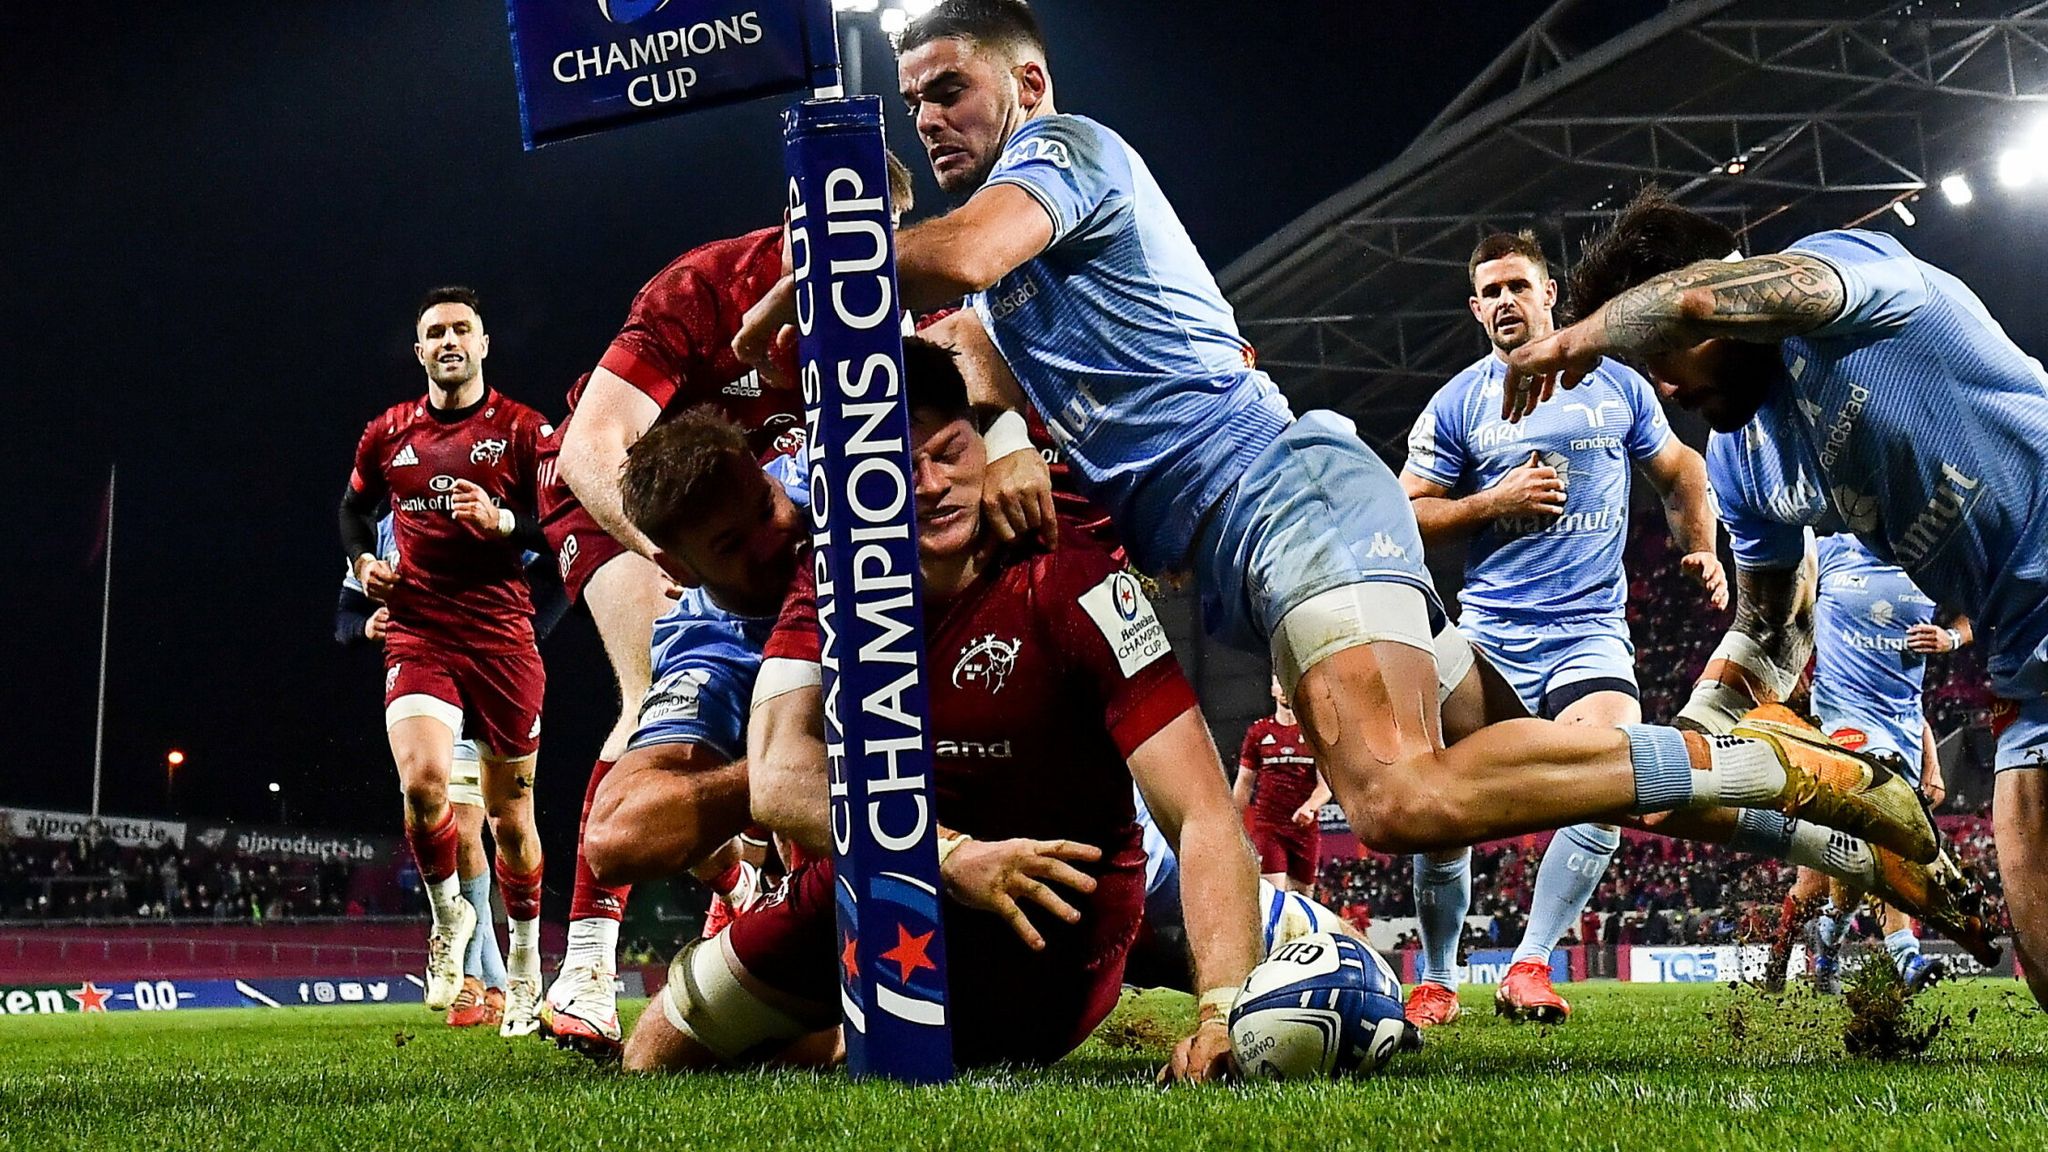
[1334,761,1457,855]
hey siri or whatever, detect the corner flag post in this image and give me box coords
[502,0,952,1082]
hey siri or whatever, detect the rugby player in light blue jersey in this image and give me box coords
[550,411,812,1060]
[1774,534,1967,994]
[1397,231,1726,1027]
[732,3,1967,1012]
[1502,185,2028,1003]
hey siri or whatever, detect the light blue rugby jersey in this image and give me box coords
[969,113,1296,575]
[1704,228,2048,700]
[1811,534,1936,725]
[1406,353,1669,619]
[637,450,809,759]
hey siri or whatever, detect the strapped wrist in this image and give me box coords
[1196,986,1240,1023]
[983,409,1033,461]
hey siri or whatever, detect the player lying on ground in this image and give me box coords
[539,157,918,1049]
[1398,229,1726,1027]
[542,408,815,1055]
[1762,536,1968,993]
[622,340,1263,1083]
[735,2,1939,893]
[338,287,551,1035]
[1499,185,2041,1007]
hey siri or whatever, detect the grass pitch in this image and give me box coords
[4,981,2047,1151]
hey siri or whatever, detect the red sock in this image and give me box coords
[407,810,459,885]
[496,857,545,922]
[569,757,629,922]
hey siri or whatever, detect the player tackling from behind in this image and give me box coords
[539,160,915,1053]
[624,341,1262,1081]
[340,287,551,1035]
[1501,186,2044,1007]
[1397,230,1725,1027]
[736,1,1948,939]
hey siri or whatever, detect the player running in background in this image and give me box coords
[335,514,571,1027]
[1768,535,1967,993]
[1501,186,2040,1005]
[339,287,552,1035]
[1397,231,1725,1027]
[544,409,813,1056]
[1233,678,1330,895]
[625,339,1261,1082]
[539,159,915,1048]
[737,1,1941,932]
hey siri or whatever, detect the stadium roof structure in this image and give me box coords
[1219,0,2048,457]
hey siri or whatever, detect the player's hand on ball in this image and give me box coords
[356,556,399,601]
[1487,452,1567,518]
[1160,1019,1237,1086]
[942,837,1100,951]
[982,450,1058,550]
[364,606,390,642]
[1905,623,1952,654]
[1502,321,1605,422]
[448,479,501,536]
[1680,550,1729,611]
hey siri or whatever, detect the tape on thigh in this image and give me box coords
[1271,581,1435,702]
[660,937,827,1063]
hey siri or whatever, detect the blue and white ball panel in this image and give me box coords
[1228,933,1410,1080]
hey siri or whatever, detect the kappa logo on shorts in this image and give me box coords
[470,438,508,466]
[391,445,419,467]
[952,633,1021,694]
[386,664,401,693]
[1365,532,1408,560]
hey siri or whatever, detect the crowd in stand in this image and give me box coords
[0,825,359,923]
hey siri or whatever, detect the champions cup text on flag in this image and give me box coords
[787,95,954,1083]
[503,0,950,1081]
[503,0,842,150]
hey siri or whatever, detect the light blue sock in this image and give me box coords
[461,873,508,990]
[1413,851,1472,990]
[1816,900,1852,951]
[1512,824,1619,966]
[1886,928,1921,973]
[1622,725,1694,813]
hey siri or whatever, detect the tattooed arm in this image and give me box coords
[1500,255,1847,421]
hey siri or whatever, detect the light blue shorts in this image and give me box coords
[1996,695,2048,773]
[1194,411,1441,657]
[1460,609,1637,718]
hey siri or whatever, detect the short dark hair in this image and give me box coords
[885,148,915,217]
[903,336,972,426]
[1568,186,1739,321]
[1468,230,1548,286]
[898,0,1046,63]
[620,406,756,548]
[417,286,483,326]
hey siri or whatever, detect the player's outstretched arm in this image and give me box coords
[1132,708,1262,1084]
[560,368,664,561]
[747,681,831,859]
[1677,559,1815,734]
[1640,439,1727,610]
[1502,254,1848,421]
[1400,456,1563,546]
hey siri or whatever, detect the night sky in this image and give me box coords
[0,0,1556,851]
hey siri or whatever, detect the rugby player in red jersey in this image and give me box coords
[620,340,1261,1083]
[1234,678,1332,895]
[537,156,919,1052]
[339,287,552,1036]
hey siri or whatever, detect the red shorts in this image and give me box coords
[1248,817,1321,886]
[537,425,628,605]
[728,846,1146,1067]
[384,641,545,759]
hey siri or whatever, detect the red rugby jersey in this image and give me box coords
[765,537,1193,853]
[1237,718,1323,824]
[348,390,545,653]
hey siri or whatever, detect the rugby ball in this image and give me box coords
[1227,932,1417,1080]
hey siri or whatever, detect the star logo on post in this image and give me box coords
[840,933,860,982]
[69,981,111,1012]
[878,924,938,983]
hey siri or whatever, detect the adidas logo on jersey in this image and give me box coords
[722,371,763,398]
[392,445,420,467]
[1365,532,1408,560]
